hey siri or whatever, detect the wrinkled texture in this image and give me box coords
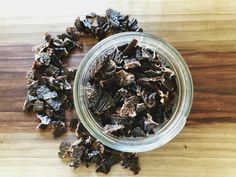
[74,8,143,40]
[87,39,177,137]
[51,121,67,138]
[58,121,140,174]
[23,9,142,175]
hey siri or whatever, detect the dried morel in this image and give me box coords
[87,39,177,137]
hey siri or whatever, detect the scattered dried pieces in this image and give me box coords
[74,8,143,40]
[23,9,142,175]
[87,39,177,137]
[116,70,135,86]
[59,122,140,174]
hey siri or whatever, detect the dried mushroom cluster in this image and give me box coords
[59,120,140,174]
[23,9,142,174]
[87,39,177,137]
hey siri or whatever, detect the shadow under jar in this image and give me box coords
[74,32,193,152]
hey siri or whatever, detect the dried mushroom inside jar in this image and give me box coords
[86,39,178,138]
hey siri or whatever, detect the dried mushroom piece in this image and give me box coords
[121,153,141,175]
[33,99,44,112]
[127,153,141,175]
[119,96,139,118]
[96,155,121,174]
[89,89,115,115]
[44,64,60,77]
[58,141,71,159]
[47,98,61,111]
[143,113,159,133]
[114,88,129,103]
[130,127,146,137]
[23,100,34,112]
[69,118,79,130]
[116,70,135,86]
[51,121,67,138]
[35,53,51,66]
[123,58,141,69]
[135,103,147,113]
[26,80,39,95]
[122,39,138,57]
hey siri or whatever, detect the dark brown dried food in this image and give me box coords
[44,108,54,118]
[97,16,107,27]
[113,88,129,103]
[88,89,115,115]
[33,99,44,112]
[121,153,141,175]
[43,64,60,77]
[58,141,71,159]
[143,113,159,133]
[51,121,67,138]
[130,127,146,137]
[75,121,90,139]
[122,39,138,57]
[87,39,177,139]
[135,103,147,113]
[162,71,175,91]
[119,96,139,117]
[127,153,141,175]
[116,70,135,86]
[35,52,51,66]
[74,16,83,31]
[26,80,39,95]
[123,58,141,69]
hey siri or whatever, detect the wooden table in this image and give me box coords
[0,0,236,177]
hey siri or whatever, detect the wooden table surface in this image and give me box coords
[0,0,236,177]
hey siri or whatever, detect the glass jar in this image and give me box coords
[73,32,193,152]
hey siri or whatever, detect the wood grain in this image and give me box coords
[0,0,236,177]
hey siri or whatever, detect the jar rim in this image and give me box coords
[74,32,193,152]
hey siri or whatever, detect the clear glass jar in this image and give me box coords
[73,32,193,152]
